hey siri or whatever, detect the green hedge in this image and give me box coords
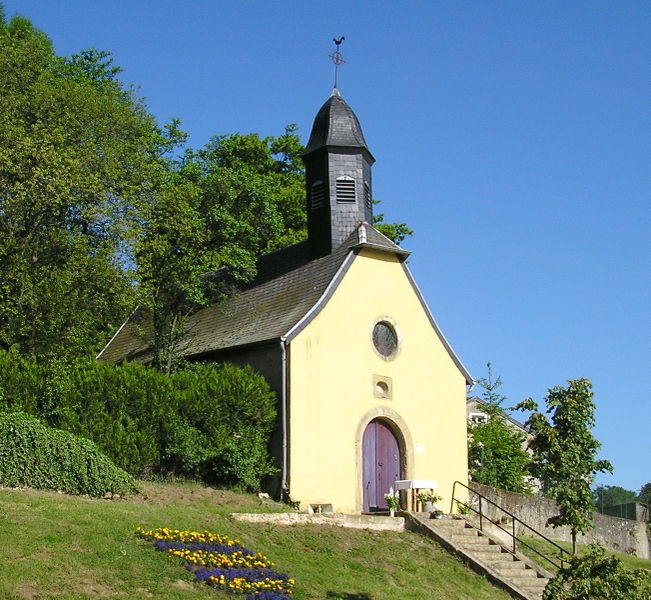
[172,363,277,488]
[0,350,44,415]
[0,411,137,496]
[0,351,277,490]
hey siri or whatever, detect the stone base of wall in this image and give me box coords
[469,483,650,559]
[231,512,405,532]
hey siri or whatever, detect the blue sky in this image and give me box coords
[4,1,649,493]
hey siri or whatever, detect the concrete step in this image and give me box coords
[496,566,538,578]
[511,576,548,589]
[449,529,481,539]
[450,533,487,544]
[517,583,548,600]
[487,558,524,570]
[431,518,469,528]
[471,542,513,560]
[472,550,513,562]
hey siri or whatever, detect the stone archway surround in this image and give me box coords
[354,407,414,513]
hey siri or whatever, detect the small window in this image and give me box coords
[311,180,325,210]
[470,413,489,425]
[336,176,355,202]
[364,182,371,208]
[373,375,393,399]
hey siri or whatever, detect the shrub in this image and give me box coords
[171,362,277,489]
[51,358,173,475]
[543,543,651,600]
[0,411,137,496]
[0,350,278,490]
[0,349,44,415]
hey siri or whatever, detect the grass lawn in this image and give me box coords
[0,481,514,600]
[516,535,651,572]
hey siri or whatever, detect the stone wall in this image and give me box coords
[468,483,650,559]
[231,512,405,532]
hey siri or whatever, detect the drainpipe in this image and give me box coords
[280,338,289,498]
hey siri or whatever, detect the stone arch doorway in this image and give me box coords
[362,419,404,512]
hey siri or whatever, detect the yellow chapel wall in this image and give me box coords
[288,247,469,514]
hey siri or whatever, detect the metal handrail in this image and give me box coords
[451,480,570,570]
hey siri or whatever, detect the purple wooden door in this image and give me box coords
[362,420,401,512]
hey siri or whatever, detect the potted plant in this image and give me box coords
[431,507,445,519]
[384,487,400,517]
[417,490,443,514]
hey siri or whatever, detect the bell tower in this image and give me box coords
[302,88,375,258]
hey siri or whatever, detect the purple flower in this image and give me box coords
[192,567,290,583]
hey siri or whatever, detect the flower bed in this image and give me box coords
[136,527,295,599]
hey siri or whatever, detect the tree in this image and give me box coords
[468,363,532,493]
[136,128,413,372]
[372,201,413,245]
[592,485,637,512]
[477,362,507,410]
[516,379,613,552]
[0,12,172,361]
[638,481,651,505]
[543,543,651,600]
[135,128,308,372]
[0,8,412,370]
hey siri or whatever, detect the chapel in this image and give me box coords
[99,88,472,514]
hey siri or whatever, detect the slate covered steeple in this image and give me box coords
[302,89,375,258]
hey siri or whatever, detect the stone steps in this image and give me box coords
[405,514,551,600]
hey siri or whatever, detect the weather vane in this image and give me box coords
[329,37,346,89]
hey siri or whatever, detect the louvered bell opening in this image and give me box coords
[364,182,371,208]
[336,176,356,202]
[311,181,325,210]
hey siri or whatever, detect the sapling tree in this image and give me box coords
[477,362,507,411]
[516,378,612,553]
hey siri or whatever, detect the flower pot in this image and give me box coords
[389,508,395,517]
[423,501,434,513]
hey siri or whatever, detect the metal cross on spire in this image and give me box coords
[329,37,346,89]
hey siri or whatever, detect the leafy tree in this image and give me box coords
[0,8,412,369]
[516,379,613,552]
[468,364,532,493]
[592,485,638,511]
[135,128,307,372]
[638,481,651,505]
[543,543,651,600]
[373,201,413,245]
[0,12,172,361]
[136,128,413,371]
[468,417,532,493]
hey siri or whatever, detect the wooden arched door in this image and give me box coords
[362,419,402,512]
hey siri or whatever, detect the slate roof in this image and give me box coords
[303,89,374,159]
[97,223,406,364]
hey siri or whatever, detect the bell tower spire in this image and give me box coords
[302,41,375,258]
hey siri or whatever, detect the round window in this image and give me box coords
[372,321,398,358]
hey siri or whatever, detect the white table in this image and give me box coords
[394,479,438,511]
